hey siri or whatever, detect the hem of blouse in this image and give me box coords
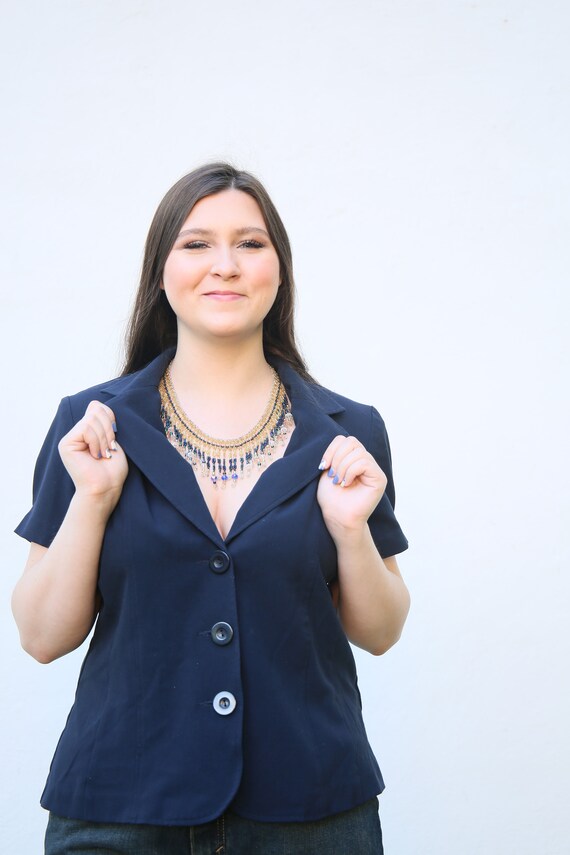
[41,785,385,827]
[226,788,385,824]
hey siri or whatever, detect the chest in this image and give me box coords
[191,427,294,539]
[97,450,339,609]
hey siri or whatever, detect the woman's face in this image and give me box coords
[161,189,281,345]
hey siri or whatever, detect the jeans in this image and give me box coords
[45,798,383,854]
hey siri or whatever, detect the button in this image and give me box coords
[211,622,234,646]
[213,691,237,716]
[209,551,230,574]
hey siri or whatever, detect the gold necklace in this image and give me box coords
[159,364,294,487]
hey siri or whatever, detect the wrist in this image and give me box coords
[71,488,121,520]
[327,519,370,549]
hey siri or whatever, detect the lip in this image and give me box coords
[203,291,244,301]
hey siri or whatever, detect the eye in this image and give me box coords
[183,240,209,250]
[239,239,265,249]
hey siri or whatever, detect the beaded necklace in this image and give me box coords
[159,364,294,487]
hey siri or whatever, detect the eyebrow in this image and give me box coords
[177,226,270,239]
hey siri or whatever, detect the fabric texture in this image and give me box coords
[16,348,408,826]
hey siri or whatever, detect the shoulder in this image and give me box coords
[279,360,377,421]
[65,378,122,419]
[64,371,143,420]
[332,395,387,453]
[307,381,398,502]
[308,379,387,438]
[62,348,173,418]
[320,383,380,420]
[277,359,387,444]
[63,349,171,419]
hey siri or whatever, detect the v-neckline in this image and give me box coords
[176,421,299,542]
[101,350,348,548]
[158,366,298,544]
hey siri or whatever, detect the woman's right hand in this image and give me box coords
[58,401,128,508]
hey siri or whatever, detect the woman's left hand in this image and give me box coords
[316,435,387,539]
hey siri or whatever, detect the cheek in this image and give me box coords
[253,255,280,289]
[162,255,202,293]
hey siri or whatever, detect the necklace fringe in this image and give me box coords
[159,365,293,487]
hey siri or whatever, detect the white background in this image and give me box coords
[1,1,569,853]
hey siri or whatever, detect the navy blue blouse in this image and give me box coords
[16,349,408,825]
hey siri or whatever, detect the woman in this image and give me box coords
[13,162,410,855]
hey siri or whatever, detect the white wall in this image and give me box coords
[2,2,568,852]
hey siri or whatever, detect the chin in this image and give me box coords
[205,323,262,341]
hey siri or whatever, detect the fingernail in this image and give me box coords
[327,468,335,478]
[340,479,346,488]
[112,422,117,432]
[105,448,112,459]
[318,458,327,470]
[333,474,340,485]
[97,452,102,459]
[111,441,118,452]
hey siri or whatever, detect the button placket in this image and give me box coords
[206,550,237,718]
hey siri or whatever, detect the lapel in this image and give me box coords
[102,349,349,545]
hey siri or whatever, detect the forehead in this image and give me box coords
[181,189,265,230]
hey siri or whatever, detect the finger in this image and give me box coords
[85,401,118,441]
[330,446,368,486]
[318,435,350,472]
[82,417,112,460]
[337,456,370,488]
[61,417,104,460]
[81,413,116,459]
[326,436,363,481]
[342,456,387,491]
[84,403,118,456]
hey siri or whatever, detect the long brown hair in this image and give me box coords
[122,162,312,380]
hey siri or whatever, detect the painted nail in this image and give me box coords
[97,452,102,459]
[112,421,117,432]
[340,479,346,488]
[111,441,118,452]
[333,475,340,485]
[105,448,112,459]
[327,468,335,478]
[318,458,327,470]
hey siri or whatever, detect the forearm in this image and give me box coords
[333,525,410,655]
[12,492,114,663]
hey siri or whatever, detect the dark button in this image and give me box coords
[213,691,237,716]
[209,551,230,574]
[211,622,234,646]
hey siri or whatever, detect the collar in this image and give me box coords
[101,348,347,546]
[100,347,345,418]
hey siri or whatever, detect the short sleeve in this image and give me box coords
[15,397,76,547]
[367,406,408,558]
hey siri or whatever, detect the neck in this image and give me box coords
[169,335,273,402]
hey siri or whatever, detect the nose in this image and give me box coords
[210,247,240,280]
